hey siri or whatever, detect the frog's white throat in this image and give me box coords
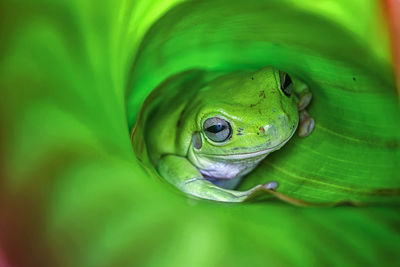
[188,142,286,180]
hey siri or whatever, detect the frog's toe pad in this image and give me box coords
[297,92,312,111]
[298,111,315,137]
[263,181,279,191]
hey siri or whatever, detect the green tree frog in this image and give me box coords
[132,67,314,202]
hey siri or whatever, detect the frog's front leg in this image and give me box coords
[293,79,315,137]
[157,155,276,202]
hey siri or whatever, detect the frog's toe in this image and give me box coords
[298,110,315,137]
[263,181,279,191]
[297,91,312,111]
[243,182,278,201]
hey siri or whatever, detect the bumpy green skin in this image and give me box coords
[132,67,312,202]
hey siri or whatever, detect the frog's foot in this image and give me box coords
[263,181,278,191]
[242,181,280,201]
[298,110,315,137]
[297,90,312,111]
[158,155,278,202]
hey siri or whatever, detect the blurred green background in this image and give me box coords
[0,0,399,266]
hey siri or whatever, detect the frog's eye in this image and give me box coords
[203,117,232,142]
[279,71,292,97]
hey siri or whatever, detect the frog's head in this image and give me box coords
[188,67,299,178]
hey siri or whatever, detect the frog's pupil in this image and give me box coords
[207,124,225,133]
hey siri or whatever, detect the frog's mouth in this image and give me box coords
[203,144,283,160]
[200,135,293,161]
